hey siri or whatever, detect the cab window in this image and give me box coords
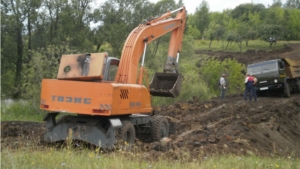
[108,59,119,81]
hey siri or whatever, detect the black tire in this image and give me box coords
[297,80,300,93]
[117,121,135,145]
[150,115,169,141]
[283,83,290,98]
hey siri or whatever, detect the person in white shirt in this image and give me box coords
[219,73,226,100]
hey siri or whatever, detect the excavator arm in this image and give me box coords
[115,7,187,87]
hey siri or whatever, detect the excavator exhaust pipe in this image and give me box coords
[149,73,183,98]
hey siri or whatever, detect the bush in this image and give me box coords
[199,57,245,96]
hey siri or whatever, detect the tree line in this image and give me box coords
[1,0,300,99]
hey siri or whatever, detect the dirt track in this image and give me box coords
[1,43,300,159]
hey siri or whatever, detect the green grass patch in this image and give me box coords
[1,147,299,169]
[1,100,45,121]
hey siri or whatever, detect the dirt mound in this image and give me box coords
[1,43,300,159]
[1,94,300,158]
[148,94,300,157]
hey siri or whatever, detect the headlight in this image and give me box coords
[274,79,277,83]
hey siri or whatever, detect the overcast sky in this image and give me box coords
[149,0,287,14]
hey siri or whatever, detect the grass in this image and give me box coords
[1,100,44,122]
[1,146,299,169]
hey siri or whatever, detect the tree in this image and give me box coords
[177,0,183,8]
[1,7,18,98]
[97,0,156,57]
[224,31,239,50]
[1,0,27,98]
[41,0,67,47]
[194,0,210,38]
[237,22,256,47]
[23,0,42,61]
[259,24,282,47]
[248,11,262,28]
[204,22,224,48]
[186,25,201,39]
[281,8,300,40]
[153,0,176,14]
[259,6,285,44]
[231,3,266,22]
[284,0,300,9]
[271,0,283,8]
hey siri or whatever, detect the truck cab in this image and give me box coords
[247,58,300,97]
[247,59,285,91]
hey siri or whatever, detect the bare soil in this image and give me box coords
[1,43,300,160]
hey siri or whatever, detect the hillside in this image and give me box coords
[1,43,300,160]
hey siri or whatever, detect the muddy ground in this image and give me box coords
[1,43,300,159]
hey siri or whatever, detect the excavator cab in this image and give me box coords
[150,72,183,98]
[56,52,119,82]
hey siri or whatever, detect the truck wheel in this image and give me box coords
[150,115,169,141]
[283,84,291,98]
[297,80,300,93]
[117,121,135,146]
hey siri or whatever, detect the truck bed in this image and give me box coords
[283,58,300,79]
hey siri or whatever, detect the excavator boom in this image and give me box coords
[115,7,187,97]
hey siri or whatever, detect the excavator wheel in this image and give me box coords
[117,121,135,146]
[150,115,169,141]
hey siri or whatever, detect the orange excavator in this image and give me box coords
[40,7,187,148]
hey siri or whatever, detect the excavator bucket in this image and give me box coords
[150,73,183,98]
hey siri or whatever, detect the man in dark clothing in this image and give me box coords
[244,74,254,101]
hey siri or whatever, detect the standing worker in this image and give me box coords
[220,73,226,100]
[244,73,254,101]
[252,75,258,101]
